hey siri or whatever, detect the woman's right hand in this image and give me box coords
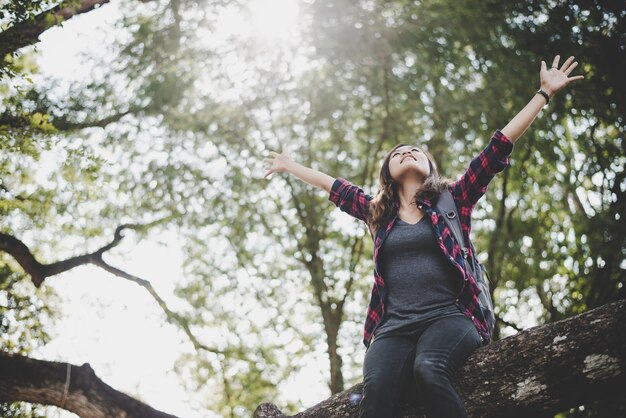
[263,144,293,178]
[264,144,335,192]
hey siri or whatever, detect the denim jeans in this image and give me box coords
[359,314,482,418]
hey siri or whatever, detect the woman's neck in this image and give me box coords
[397,176,424,211]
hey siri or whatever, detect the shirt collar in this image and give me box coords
[392,195,434,210]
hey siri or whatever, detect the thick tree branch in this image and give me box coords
[0,222,149,287]
[0,107,149,132]
[0,0,112,58]
[254,299,626,418]
[52,108,138,131]
[0,352,178,418]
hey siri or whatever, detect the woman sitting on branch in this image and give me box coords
[263,55,583,418]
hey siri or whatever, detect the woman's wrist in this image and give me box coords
[539,84,556,97]
[284,159,299,174]
[536,88,551,105]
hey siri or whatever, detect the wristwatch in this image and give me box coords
[536,88,550,105]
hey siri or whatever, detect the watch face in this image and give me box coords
[537,89,549,104]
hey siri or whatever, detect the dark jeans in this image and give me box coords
[359,314,482,418]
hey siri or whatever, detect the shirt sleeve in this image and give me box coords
[449,130,514,210]
[328,177,373,224]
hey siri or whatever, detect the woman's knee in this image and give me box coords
[413,355,448,386]
[362,369,393,399]
[360,371,397,417]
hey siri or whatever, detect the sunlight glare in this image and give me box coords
[248,0,300,42]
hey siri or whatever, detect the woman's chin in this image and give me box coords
[395,169,428,183]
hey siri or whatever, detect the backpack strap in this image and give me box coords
[436,189,477,277]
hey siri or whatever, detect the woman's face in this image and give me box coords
[387,145,430,182]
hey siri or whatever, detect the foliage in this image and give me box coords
[0,0,623,416]
[0,265,57,416]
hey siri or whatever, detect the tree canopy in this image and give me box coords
[1,0,624,417]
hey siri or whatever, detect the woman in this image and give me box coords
[263,55,583,417]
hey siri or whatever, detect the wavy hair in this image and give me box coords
[368,143,451,232]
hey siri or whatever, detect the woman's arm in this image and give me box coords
[263,144,335,193]
[264,145,372,223]
[451,55,584,210]
[502,55,584,143]
[449,130,514,211]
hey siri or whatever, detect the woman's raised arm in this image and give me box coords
[263,144,335,193]
[264,145,372,224]
[501,55,584,143]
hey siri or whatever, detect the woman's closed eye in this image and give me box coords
[392,148,421,158]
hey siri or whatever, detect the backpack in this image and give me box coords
[435,189,496,339]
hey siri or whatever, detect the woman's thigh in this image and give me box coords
[361,335,416,411]
[413,314,482,377]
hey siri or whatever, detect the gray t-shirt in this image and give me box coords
[374,217,462,338]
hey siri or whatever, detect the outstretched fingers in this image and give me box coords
[560,56,575,72]
[564,61,578,75]
[263,145,288,178]
[562,56,584,82]
[263,154,274,177]
[263,159,276,177]
[547,54,584,85]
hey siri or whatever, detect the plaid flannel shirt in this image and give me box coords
[328,130,514,348]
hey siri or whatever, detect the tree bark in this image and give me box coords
[0,353,178,418]
[0,0,111,58]
[325,312,344,395]
[253,298,626,418]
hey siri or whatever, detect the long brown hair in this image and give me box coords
[368,143,451,232]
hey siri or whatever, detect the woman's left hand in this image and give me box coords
[540,55,584,97]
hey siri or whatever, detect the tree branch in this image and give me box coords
[0,352,178,418]
[0,217,229,356]
[0,107,148,132]
[495,313,522,332]
[337,234,364,314]
[90,254,225,355]
[0,221,158,287]
[52,108,138,131]
[0,183,26,201]
[254,299,626,418]
[0,0,112,58]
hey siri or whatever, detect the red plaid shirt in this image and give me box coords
[328,130,514,348]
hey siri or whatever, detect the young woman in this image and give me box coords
[263,55,583,418]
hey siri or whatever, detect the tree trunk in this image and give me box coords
[0,354,178,418]
[253,299,626,417]
[325,314,344,394]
